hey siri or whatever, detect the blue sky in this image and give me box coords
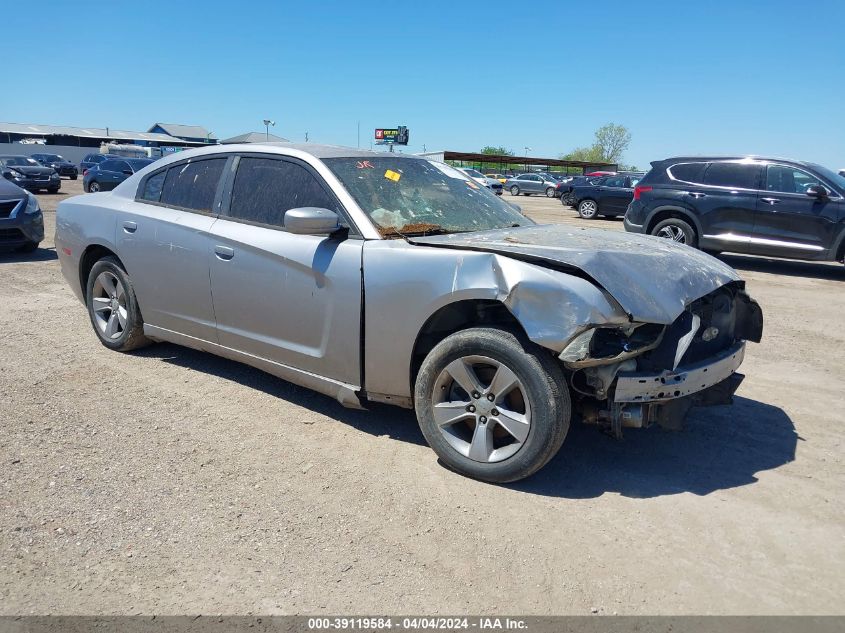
[4,0,843,169]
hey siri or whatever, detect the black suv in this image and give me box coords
[31,153,79,179]
[625,156,845,263]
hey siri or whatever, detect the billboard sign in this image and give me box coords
[374,126,409,145]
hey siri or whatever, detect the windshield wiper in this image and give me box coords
[378,223,451,239]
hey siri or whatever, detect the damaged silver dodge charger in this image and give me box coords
[56,144,763,483]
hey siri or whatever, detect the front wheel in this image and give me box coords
[509,185,520,196]
[651,218,697,248]
[86,256,150,351]
[577,199,598,219]
[545,187,556,198]
[414,327,571,483]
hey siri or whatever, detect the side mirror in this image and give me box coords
[805,184,827,198]
[284,207,340,235]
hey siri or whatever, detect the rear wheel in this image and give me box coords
[88,181,100,193]
[70,175,78,180]
[545,187,556,198]
[414,327,571,483]
[577,199,598,219]
[510,185,520,196]
[48,187,59,194]
[86,256,150,351]
[651,218,697,248]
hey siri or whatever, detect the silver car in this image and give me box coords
[504,173,559,197]
[55,144,763,483]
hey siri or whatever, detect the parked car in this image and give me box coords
[0,155,61,193]
[83,158,154,192]
[0,177,44,252]
[586,170,616,177]
[624,156,845,263]
[485,173,508,184]
[80,153,114,174]
[557,175,601,205]
[55,144,764,483]
[838,168,845,177]
[504,173,559,197]
[30,153,79,179]
[457,168,503,195]
[572,174,643,219]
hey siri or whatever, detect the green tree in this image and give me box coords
[559,123,632,166]
[480,146,514,156]
[593,123,631,163]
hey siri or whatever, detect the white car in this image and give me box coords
[458,168,503,195]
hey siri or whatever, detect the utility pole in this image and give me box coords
[263,119,275,141]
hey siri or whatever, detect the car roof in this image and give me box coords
[655,155,815,167]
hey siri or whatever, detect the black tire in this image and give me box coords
[561,193,575,207]
[48,187,59,194]
[414,327,571,483]
[85,256,150,352]
[70,175,78,180]
[88,181,100,193]
[577,199,599,219]
[650,217,698,248]
[17,241,39,253]
[509,185,520,196]
[545,187,556,198]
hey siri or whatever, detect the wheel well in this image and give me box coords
[78,245,122,295]
[409,300,526,391]
[646,209,698,236]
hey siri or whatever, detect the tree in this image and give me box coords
[480,146,514,156]
[559,123,632,166]
[593,123,631,163]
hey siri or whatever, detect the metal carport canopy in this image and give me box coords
[441,150,617,172]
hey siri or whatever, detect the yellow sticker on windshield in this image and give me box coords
[384,169,401,182]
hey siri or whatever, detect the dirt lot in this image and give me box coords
[1,179,843,615]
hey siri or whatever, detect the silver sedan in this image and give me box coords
[504,173,559,197]
[56,144,763,483]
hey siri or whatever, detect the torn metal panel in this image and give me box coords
[413,224,742,324]
[362,240,629,399]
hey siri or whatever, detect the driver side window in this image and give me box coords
[766,165,822,194]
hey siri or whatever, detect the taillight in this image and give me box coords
[82,169,88,176]
[633,185,652,200]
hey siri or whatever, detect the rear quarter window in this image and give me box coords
[139,171,167,202]
[667,162,706,184]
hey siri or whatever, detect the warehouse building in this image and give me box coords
[0,121,213,163]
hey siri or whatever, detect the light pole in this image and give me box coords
[524,146,532,172]
[263,119,275,141]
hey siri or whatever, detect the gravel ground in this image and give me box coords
[0,180,843,615]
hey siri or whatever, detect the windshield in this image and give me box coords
[325,157,531,236]
[43,154,63,161]
[809,163,845,193]
[2,157,40,166]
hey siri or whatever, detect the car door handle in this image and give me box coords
[122,221,137,233]
[687,192,706,198]
[214,245,235,260]
[760,197,780,205]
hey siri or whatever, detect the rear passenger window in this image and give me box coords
[604,176,625,187]
[160,158,226,212]
[704,162,761,190]
[668,162,706,184]
[100,160,120,172]
[228,157,337,228]
[140,171,166,202]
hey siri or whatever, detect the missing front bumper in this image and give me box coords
[613,342,746,403]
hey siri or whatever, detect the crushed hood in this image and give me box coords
[412,225,742,324]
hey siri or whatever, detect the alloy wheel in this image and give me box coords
[656,224,687,243]
[431,355,531,463]
[579,200,597,218]
[89,181,100,192]
[91,271,128,340]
